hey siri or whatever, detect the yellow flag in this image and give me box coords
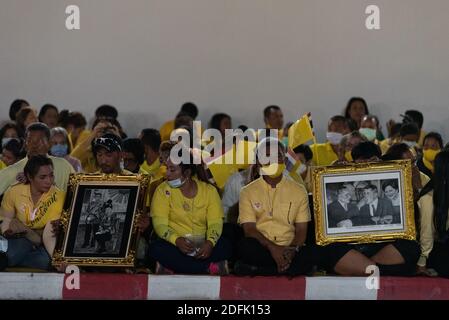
[235,140,257,169]
[205,147,238,189]
[288,114,314,149]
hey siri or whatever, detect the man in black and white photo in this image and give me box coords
[327,185,360,228]
[357,184,394,226]
[81,191,103,248]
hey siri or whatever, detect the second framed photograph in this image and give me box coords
[52,173,150,268]
[312,160,416,246]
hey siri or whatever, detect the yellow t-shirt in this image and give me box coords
[140,158,161,177]
[310,142,339,166]
[68,129,91,151]
[0,184,65,230]
[238,176,311,246]
[0,160,7,171]
[151,178,224,246]
[160,120,175,142]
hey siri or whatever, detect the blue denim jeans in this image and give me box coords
[6,238,51,270]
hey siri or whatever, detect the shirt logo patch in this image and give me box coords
[253,202,262,210]
[165,190,171,196]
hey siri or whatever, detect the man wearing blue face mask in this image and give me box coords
[49,127,82,172]
[310,116,350,166]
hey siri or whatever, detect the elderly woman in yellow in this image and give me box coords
[0,155,65,270]
[149,146,232,275]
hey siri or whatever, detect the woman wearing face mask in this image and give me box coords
[417,132,443,178]
[399,123,420,151]
[311,115,350,166]
[359,115,381,143]
[49,127,82,173]
[148,144,232,275]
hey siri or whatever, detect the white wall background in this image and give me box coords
[1,0,448,141]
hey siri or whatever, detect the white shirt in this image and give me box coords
[221,169,251,221]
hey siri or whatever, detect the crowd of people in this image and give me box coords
[0,97,448,279]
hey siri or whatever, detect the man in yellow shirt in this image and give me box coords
[0,123,74,196]
[235,137,321,276]
[160,102,199,141]
[263,105,284,139]
[310,115,350,166]
[140,128,162,176]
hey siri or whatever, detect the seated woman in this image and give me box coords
[148,144,232,275]
[0,155,65,270]
[417,132,443,179]
[381,180,401,224]
[421,150,449,277]
[322,142,421,276]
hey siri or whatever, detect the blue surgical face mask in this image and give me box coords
[2,137,14,148]
[167,178,186,188]
[359,128,377,141]
[50,144,68,157]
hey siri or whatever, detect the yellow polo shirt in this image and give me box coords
[151,177,224,246]
[0,184,65,230]
[310,142,339,166]
[160,120,175,142]
[140,159,161,177]
[68,129,91,151]
[239,176,310,246]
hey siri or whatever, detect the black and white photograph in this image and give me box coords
[324,172,404,235]
[72,188,130,255]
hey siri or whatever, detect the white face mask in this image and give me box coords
[404,141,417,149]
[167,178,186,188]
[296,163,308,175]
[326,132,343,145]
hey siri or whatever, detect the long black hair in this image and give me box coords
[431,150,449,241]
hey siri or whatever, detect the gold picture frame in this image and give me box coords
[312,160,416,246]
[52,173,150,267]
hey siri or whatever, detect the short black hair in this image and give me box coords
[141,128,161,152]
[351,141,381,161]
[180,102,198,119]
[330,115,348,125]
[364,184,378,193]
[0,122,21,142]
[293,144,313,162]
[381,143,411,161]
[389,122,402,138]
[38,104,59,122]
[404,110,424,129]
[399,122,419,138]
[382,179,398,191]
[263,105,281,119]
[59,110,87,129]
[210,113,231,131]
[423,132,444,149]
[174,112,193,130]
[24,155,53,180]
[9,99,29,121]
[3,138,25,160]
[95,105,118,120]
[123,138,145,165]
[344,97,369,119]
[25,123,51,141]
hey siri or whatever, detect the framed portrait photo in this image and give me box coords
[312,160,416,246]
[52,173,150,267]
